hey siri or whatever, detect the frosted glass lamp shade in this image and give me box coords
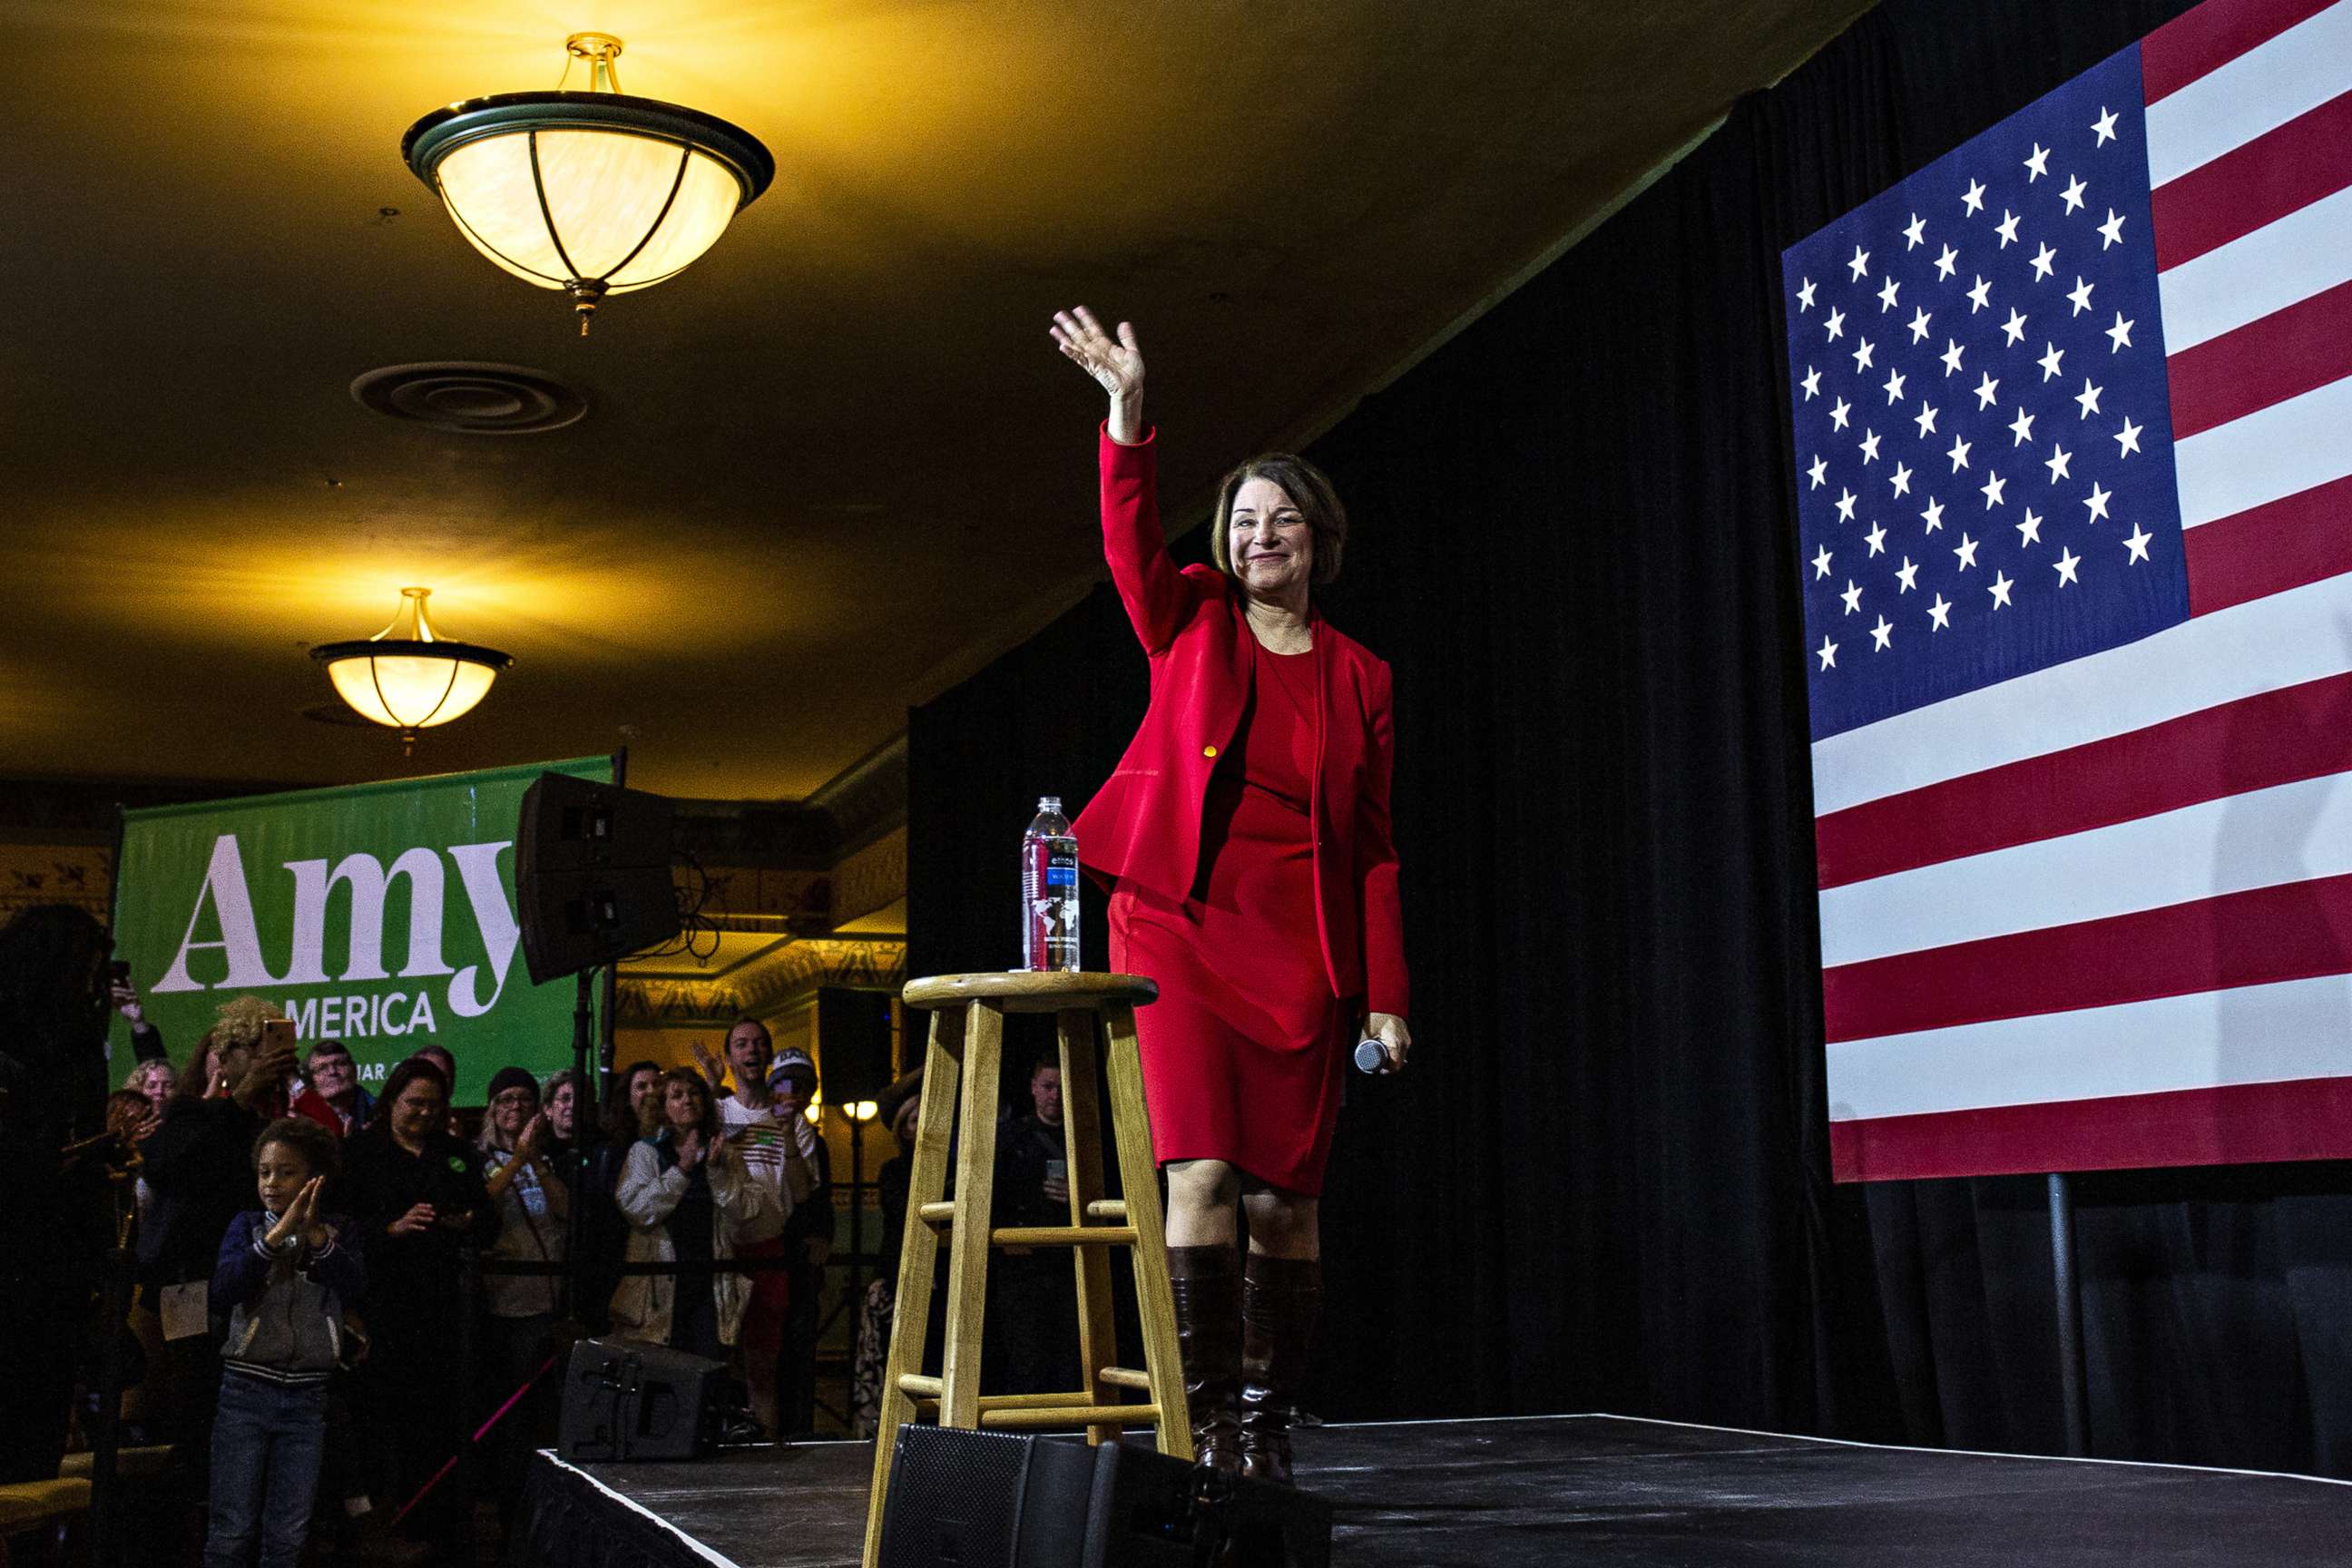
[403,91,772,331]
[312,587,512,739]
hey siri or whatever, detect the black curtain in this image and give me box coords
[907,0,2352,1475]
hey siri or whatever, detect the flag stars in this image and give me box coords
[2009,407,2036,446]
[1896,556,1921,592]
[1980,471,2007,509]
[1812,544,1834,579]
[1928,593,1954,631]
[1995,209,2022,247]
[1963,178,1986,215]
[1852,337,1877,371]
[1883,368,1907,405]
[2106,311,2135,351]
[1989,570,2015,608]
[1941,339,1967,377]
[1907,306,1934,344]
[2016,507,2043,547]
[1807,454,1828,488]
[2092,107,2118,146]
[1935,243,1959,280]
[1921,496,1946,533]
[2067,276,2095,315]
[1865,521,1888,556]
[2098,208,2127,249]
[1818,635,1839,670]
[1835,487,1858,523]
[2061,174,2088,214]
[1797,278,1818,310]
[2123,524,2153,564]
[1871,614,1894,651]
[2045,443,2073,483]
[2038,341,2067,381]
[1946,434,1973,472]
[1903,212,1927,249]
[2114,416,2142,457]
[1841,579,1865,614]
[2030,242,2057,281]
[1801,366,1821,399]
[2001,307,2029,346]
[1859,427,1883,463]
[1848,243,1873,280]
[1974,371,2002,410]
[1954,532,1981,571]
[1826,307,1847,341]
[1890,461,1914,497]
[2075,378,2103,418]
[2055,545,2082,585]
[2024,143,2050,181]
[1914,402,1940,438]
[1967,275,1994,311]
[2084,481,2112,523]
[1878,276,1902,312]
[1830,397,1853,431]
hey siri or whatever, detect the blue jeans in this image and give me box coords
[205,1373,327,1568]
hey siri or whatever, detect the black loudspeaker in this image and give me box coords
[516,772,681,985]
[817,987,896,1103]
[557,1338,725,1462]
[876,1427,1331,1568]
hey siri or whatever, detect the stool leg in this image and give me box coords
[861,1005,967,1568]
[937,998,1005,1431]
[1102,1000,1193,1460]
[1056,1008,1119,1439]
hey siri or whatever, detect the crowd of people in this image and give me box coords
[0,903,856,1568]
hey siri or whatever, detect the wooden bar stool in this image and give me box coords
[861,971,1188,1568]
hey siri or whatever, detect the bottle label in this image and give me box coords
[1046,863,1077,887]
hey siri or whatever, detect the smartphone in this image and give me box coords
[262,1017,299,1054]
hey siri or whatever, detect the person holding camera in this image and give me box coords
[1051,308,1414,1484]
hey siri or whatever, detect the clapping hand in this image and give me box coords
[388,1201,436,1237]
[675,1129,706,1172]
[266,1177,325,1250]
[515,1112,549,1164]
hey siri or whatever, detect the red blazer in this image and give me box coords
[1073,426,1409,1020]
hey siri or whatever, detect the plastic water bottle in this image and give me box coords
[1021,797,1080,972]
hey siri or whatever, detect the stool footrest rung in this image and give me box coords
[1085,1200,1127,1222]
[979,1404,1163,1432]
[991,1225,1139,1248]
[917,1201,956,1227]
[897,1374,944,1400]
[1097,1367,1152,1392]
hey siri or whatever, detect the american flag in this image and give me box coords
[1783,0,2352,1181]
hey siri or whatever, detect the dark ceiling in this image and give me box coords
[5,0,1865,800]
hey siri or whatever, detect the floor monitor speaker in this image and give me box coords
[556,1338,725,1463]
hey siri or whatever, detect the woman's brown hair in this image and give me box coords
[1206,453,1349,588]
[654,1066,720,1145]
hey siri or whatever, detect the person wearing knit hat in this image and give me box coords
[763,1044,830,1436]
[475,1064,565,1526]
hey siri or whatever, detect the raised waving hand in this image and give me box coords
[1051,307,1145,443]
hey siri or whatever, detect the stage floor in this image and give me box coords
[526,1413,2352,1567]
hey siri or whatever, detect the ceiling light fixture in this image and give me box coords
[311,587,514,753]
[402,33,774,336]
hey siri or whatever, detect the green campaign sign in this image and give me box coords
[110,756,614,1103]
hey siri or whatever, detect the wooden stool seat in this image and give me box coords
[862,970,1186,1568]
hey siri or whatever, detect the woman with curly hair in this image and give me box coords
[610,1067,771,1361]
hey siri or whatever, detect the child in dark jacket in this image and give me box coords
[205,1118,362,1568]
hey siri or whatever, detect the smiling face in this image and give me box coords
[255,1139,312,1216]
[1226,478,1314,599]
[544,1078,575,1138]
[308,1048,355,1102]
[390,1075,446,1147]
[134,1060,174,1108]
[663,1078,706,1134]
[489,1082,537,1142]
[726,1021,773,1083]
[627,1066,660,1123]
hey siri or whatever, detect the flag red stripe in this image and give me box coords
[2184,471,2352,616]
[1814,671,2352,891]
[2151,90,2352,270]
[1822,872,2352,1043]
[1829,1075,2352,1181]
[2141,0,2340,103]
[2167,280,2352,437]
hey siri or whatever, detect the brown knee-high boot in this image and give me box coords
[1166,1243,1243,1473]
[1237,1252,1318,1485]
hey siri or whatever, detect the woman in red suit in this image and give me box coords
[1050,307,1412,1484]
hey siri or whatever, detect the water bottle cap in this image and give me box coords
[1038,795,1062,811]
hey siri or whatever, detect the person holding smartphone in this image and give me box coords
[988,1056,1080,1395]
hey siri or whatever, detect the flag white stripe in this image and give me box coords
[1809,571,2352,813]
[1820,768,2352,967]
[2176,375,2352,527]
[2142,0,2352,185]
[1826,972,2352,1120]
[2154,182,2352,351]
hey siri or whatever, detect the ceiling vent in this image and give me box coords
[350,362,587,434]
